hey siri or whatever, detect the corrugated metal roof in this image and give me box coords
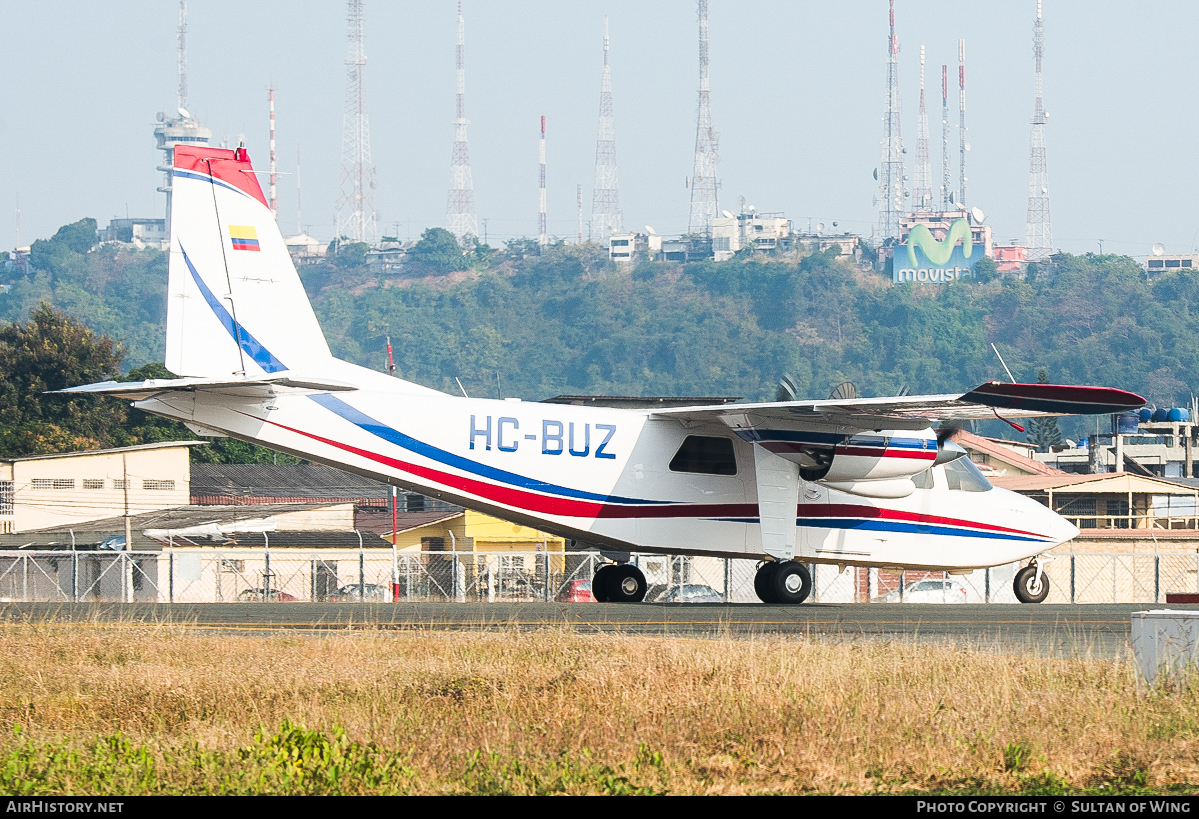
[21,503,353,534]
[191,464,392,498]
[992,472,1198,494]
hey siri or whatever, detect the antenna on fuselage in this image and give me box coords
[990,342,1016,382]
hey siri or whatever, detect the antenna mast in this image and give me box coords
[913,45,932,212]
[958,39,967,208]
[296,143,302,233]
[538,116,547,247]
[177,1,187,113]
[334,0,376,244]
[268,86,277,219]
[447,1,478,241]
[877,0,905,239]
[941,64,951,208]
[688,0,719,237]
[591,17,622,244]
[1025,0,1053,260]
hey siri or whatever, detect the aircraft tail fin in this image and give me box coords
[165,145,332,378]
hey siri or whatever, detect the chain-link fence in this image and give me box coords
[1,548,1197,604]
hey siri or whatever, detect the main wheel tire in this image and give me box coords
[605,564,648,603]
[592,565,614,602]
[1013,565,1050,604]
[754,561,780,604]
[769,561,813,605]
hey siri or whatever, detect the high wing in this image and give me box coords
[51,374,358,401]
[649,381,1146,431]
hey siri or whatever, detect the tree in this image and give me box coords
[0,303,126,456]
[1026,370,1064,453]
[407,228,469,274]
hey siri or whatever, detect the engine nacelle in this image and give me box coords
[753,429,940,483]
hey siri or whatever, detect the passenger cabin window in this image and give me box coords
[943,458,992,492]
[669,436,738,476]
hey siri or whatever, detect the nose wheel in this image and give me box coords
[1013,559,1051,604]
[754,560,812,604]
[592,563,647,603]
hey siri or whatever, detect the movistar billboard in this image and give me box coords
[893,218,986,283]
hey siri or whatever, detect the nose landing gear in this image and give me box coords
[592,563,648,603]
[754,560,813,604]
[1013,556,1052,604]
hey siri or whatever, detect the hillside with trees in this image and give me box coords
[0,219,1195,456]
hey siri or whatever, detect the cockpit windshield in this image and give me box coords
[943,458,992,492]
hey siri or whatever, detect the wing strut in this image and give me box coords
[753,444,800,561]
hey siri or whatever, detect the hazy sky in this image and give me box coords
[1,1,1195,257]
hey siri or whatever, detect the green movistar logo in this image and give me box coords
[906,218,974,268]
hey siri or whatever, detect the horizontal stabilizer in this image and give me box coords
[51,374,358,400]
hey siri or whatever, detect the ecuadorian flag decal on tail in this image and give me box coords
[228,225,260,252]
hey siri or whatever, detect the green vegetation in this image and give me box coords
[2,218,1197,448]
[0,627,1197,795]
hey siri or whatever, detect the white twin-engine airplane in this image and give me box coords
[64,146,1145,604]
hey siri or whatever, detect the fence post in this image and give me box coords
[168,534,175,604]
[724,558,732,603]
[70,530,77,603]
[543,546,550,602]
[1155,554,1161,604]
[1070,554,1076,604]
[263,534,271,602]
[899,570,905,603]
[22,554,27,602]
[985,567,991,603]
[357,529,365,602]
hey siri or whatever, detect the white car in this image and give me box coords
[879,578,968,604]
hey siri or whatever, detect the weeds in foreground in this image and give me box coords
[0,627,1198,794]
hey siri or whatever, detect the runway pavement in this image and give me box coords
[0,601,1180,657]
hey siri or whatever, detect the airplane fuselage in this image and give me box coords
[136,359,1076,572]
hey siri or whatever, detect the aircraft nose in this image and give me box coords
[1020,492,1079,547]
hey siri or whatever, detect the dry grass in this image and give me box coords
[0,624,1197,794]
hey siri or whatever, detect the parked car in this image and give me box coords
[656,584,724,604]
[330,583,393,602]
[555,579,595,603]
[235,588,298,602]
[877,578,968,604]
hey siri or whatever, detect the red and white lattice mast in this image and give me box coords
[877,0,905,239]
[591,17,621,245]
[446,1,478,241]
[913,45,933,212]
[268,85,277,219]
[538,116,547,247]
[1025,0,1053,260]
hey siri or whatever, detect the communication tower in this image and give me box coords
[958,39,967,208]
[913,45,933,212]
[268,86,277,219]
[154,0,210,242]
[877,0,905,240]
[687,0,719,237]
[446,1,478,241]
[941,64,951,209]
[591,18,622,245]
[538,116,547,247]
[334,0,377,244]
[577,184,584,244]
[1025,0,1053,260]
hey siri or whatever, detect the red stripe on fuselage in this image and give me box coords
[253,413,1041,537]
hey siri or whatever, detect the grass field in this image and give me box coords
[0,624,1197,795]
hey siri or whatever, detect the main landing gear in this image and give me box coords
[754,560,813,605]
[1013,556,1051,604]
[592,563,648,603]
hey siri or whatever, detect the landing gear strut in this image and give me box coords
[1013,557,1051,604]
[592,563,647,603]
[754,560,812,605]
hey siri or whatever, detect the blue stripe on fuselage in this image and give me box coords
[309,393,669,506]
